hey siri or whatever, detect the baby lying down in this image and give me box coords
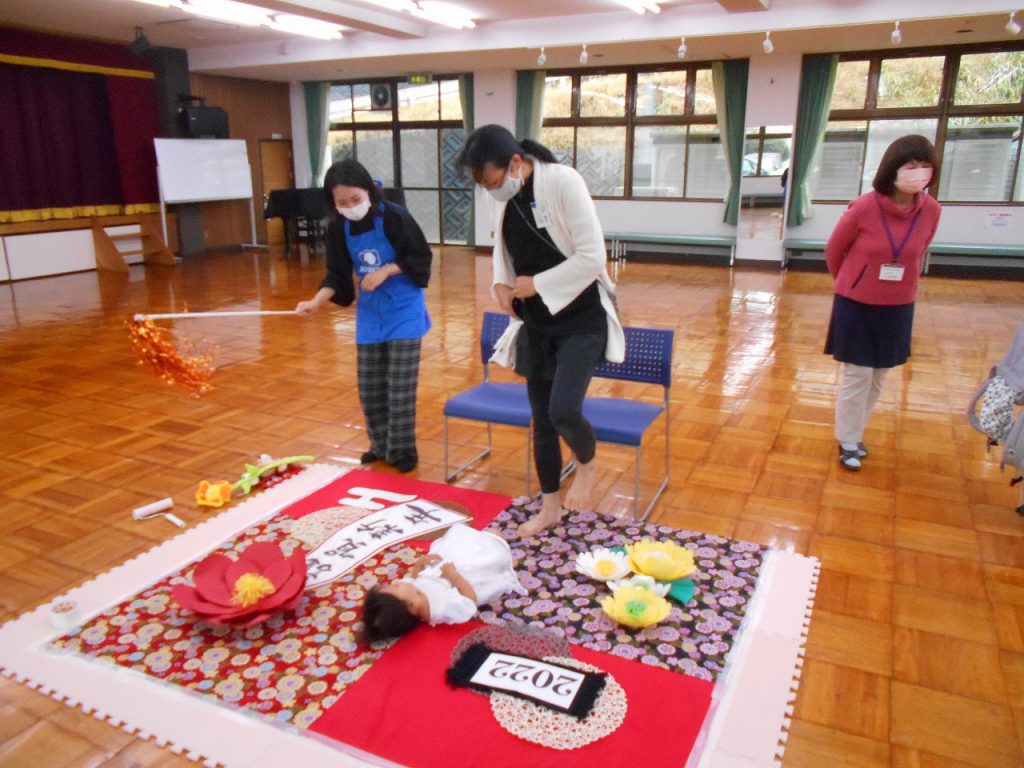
[360,524,526,643]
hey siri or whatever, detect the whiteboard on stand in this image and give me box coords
[154,138,261,247]
[155,139,252,202]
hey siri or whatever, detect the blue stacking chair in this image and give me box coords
[443,312,533,490]
[583,325,674,520]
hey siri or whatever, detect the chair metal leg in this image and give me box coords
[633,404,671,522]
[444,418,495,484]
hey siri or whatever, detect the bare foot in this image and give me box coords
[563,458,597,511]
[517,493,564,538]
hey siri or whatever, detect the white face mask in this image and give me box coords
[486,163,522,202]
[895,166,932,194]
[337,199,371,221]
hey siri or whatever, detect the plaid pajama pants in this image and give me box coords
[357,337,422,462]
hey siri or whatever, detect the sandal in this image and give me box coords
[838,445,862,471]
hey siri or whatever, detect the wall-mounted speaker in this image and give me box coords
[371,83,392,111]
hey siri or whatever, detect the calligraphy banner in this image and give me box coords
[305,497,470,588]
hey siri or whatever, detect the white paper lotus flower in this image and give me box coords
[575,548,632,581]
[607,573,670,597]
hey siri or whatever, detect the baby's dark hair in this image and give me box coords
[359,585,421,644]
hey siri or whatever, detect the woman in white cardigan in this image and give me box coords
[458,125,624,538]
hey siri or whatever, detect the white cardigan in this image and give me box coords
[491,159,625,364]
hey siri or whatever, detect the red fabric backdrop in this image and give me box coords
[312,621,714,768]
[0,27,159,213]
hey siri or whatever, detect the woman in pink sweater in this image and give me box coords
[824,135,941,470]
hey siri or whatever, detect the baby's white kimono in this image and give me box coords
[397,524,526,625]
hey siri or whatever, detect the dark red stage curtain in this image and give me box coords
[106,75,160,205]
[0,62,123,213]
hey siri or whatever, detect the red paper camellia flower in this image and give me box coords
[172,542,307,625]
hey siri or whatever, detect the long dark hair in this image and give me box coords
[359,586,421,644]
[872,135,938,196]
[456,124,557,181]
[323,158,384,212]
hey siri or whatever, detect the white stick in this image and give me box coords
[133,497,174,520]
[134,310,297,321]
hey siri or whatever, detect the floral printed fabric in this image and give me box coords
[50,482,765,733]
[480,500,766,682]
[51,506,423,729]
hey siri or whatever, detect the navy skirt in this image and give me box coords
[824,294,914,368]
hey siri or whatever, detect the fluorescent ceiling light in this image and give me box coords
[181,0,269,26]
[616,0,661,12]
[360,0,418,11]
[410,1,476,29]
[129,0,347,40]
[268,13,342,40]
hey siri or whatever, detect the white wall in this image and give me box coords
[746,54,802,128]
[595,201,732,237]
[785,198,1023,246]
[471,69,517,247]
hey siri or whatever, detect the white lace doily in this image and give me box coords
[289,505,373,548]
[490,656,627,750]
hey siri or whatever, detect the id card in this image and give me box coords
[879,263,905,282]
[531,202,552,229]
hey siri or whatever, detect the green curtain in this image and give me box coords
[459,74,474,133]
[788,55,838,226]
[303,81,331,185]
[459,74,475,246]
[712,60,749,226]
[514,70,546,141]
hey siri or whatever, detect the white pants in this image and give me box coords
[834,363,888,444]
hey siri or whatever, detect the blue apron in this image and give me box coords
[346,208,431,345]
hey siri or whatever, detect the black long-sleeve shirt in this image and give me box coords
[320,201,433,307]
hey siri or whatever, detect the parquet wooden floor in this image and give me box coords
[0,246,1022,767]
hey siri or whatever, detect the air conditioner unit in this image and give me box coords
[371,83,393,111]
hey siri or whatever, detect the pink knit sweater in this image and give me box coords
[825,190,941,305]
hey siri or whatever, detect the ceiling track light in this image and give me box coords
[579,44,589,65]
[762,31,773,54]
[536,46,546,67]
[676,36,686,59]
[891,20,902,45]
[1007,12,1022,35]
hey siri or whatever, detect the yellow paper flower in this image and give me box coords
[627,540,696,582]
[196,480,233,507]
[600,584,671,628]
[575,548,632,581]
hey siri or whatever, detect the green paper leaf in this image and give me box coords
[667,578,695,604]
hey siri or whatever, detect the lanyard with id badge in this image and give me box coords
[875,193,922,282]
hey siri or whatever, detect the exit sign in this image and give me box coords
[407,73,433,85]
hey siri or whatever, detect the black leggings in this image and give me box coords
[526,332,606,494]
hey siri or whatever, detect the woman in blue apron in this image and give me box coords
[296,159,432,473]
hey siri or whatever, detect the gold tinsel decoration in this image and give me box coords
[128,317,214,396]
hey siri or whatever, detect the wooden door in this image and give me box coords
[260,139,294,246]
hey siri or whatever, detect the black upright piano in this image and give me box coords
[263,189,329,254]
[264,187,408,255]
